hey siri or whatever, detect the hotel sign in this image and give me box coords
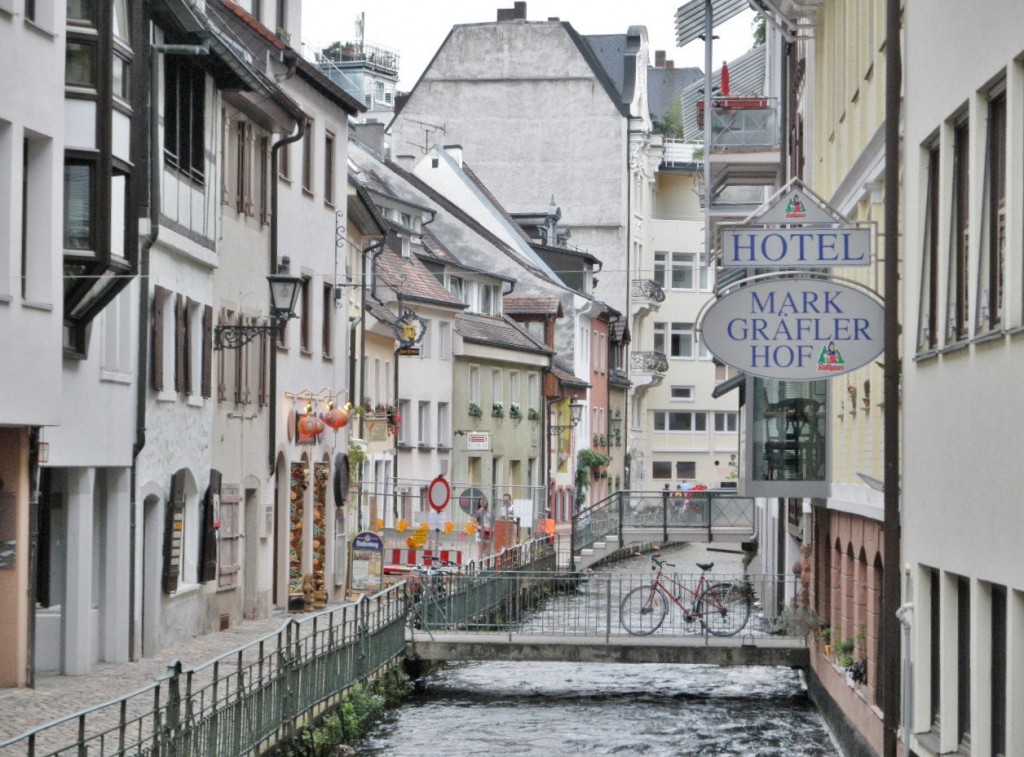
[700,278,884,381]
[721,226,872,267]
[720,186,872,268]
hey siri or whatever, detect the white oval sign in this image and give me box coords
[700,278,884,380]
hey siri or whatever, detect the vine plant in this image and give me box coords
[574,449,611,509]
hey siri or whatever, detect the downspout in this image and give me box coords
[357,239,386,530]
[268,120,305,473]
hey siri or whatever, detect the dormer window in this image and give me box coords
[447,275,466,304]
[479,283,499,316]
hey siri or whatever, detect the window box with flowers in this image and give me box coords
[527,407,540,421]
[491,402,504,418]
[468,402,483,418]
[508,402,522,420]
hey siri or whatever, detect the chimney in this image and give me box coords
[497,2,526,20]
[395,154,416,171]
[352,122,386,157]
[655,50,666,68]
[443,144,464,168]
[667,61,674,69]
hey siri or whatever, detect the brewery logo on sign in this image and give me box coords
[394,310,427,355]
[785,195,807,219]
[817,341,846,373]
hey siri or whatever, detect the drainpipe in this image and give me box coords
[267,120,305,474]
[356,239,386,530]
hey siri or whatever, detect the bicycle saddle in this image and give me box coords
[696,562,714,571]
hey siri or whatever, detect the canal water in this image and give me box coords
[357,544,840,756]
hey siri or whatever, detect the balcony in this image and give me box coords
[629,351,668,391]
[630,279,665,318]
[701,97,782,202]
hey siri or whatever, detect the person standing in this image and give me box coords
[474,498,492,561]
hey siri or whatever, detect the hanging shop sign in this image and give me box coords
[699,277,884,381]
[720,226,872,268]
[720,182,872,268]
[394,310,427,356]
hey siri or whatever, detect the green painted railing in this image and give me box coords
[0,537,558,757]
[0,588,406,757]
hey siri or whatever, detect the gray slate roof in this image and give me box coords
[455,312,550,355]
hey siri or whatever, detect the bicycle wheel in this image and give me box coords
[696,581,751,636]
[619,585,669,635]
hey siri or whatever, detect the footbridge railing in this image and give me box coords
[571,490,756,567]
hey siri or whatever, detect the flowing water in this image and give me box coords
[357,544,840,756]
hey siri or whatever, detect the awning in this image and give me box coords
[674,0,751,48]
[711,372,746,399]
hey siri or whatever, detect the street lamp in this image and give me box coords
[549,399,584,435]
[215,257,303,350]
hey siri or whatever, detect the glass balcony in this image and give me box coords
[698,97,780,152]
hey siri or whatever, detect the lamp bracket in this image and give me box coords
[214,318,285,350]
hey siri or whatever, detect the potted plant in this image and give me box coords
[468,402,483,418]
[491,402,504,418]
[527,407,540,421]
[509,402,522,420]
[821,626,832,657]
[835,637,855,669]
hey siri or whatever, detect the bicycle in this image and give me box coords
[405,559,461,636]
[619,555,751,636]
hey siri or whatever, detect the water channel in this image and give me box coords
[357,544,841,756]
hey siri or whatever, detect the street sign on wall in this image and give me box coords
[699,277,884,380]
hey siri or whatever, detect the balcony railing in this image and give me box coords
[631,278,666,303]
[698,97,779,151]
[629,351,669,374]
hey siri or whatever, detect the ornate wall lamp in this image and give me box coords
[214,257,303,350]
[549,399,585,436]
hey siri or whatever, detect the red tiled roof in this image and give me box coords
[221,0,285,50]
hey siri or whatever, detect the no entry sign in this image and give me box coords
[427,476,451,512]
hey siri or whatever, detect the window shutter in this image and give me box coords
[152,286,166,391]
[201,305,213,398]
[174,293,186,392]
[162,469,186,595]
[199,469,221,583]
[258,329,269,406]
[233,312,244,403]
[186,298,198,395]
[217,308,229,401]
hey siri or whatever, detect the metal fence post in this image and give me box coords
[616,491,623,548]
[163,660,182,757]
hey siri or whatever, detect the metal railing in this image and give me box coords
[406,568,805,640]
[406,538,557,632]
[0,538,557,757]
[0,590,407,757]
[571,490,756,562]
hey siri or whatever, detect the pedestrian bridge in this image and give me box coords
[569,490,756,571]
[402,563,810,671]
[407,632,808,668]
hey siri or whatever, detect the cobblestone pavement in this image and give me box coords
[0,610,300,746]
